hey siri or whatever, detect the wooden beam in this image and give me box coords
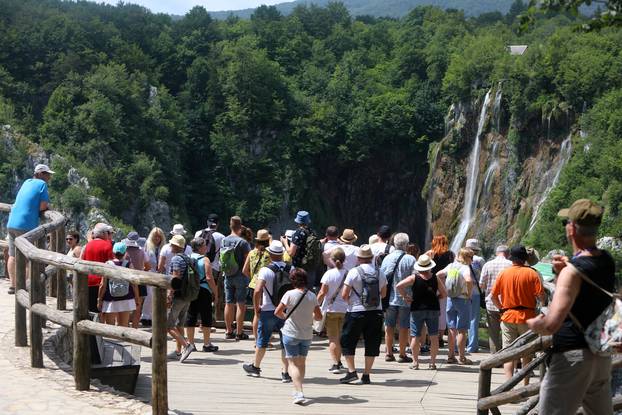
[477,368,491,415]
[56,227,67,310]
[151,287,168,415]
[16,290,73,327]
[477,382,540,411]
[76,320,151,348]
[72,272,90,390]
[15,249,27,347]
[516,395,540,415]
[480,336,551,370]
[490,352,549,395]
[29,256,44,368]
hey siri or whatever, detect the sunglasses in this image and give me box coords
[66,237,74,241]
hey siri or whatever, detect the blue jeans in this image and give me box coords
[410,310,440,337]
[257,310,283,348]
[446,297,470,331]
[224,274,249,304]
[467,294,480,352]
[385,305,410,329]
[282,335,311,358]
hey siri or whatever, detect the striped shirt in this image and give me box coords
[480,255,512,311]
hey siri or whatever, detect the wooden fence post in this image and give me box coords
[56,227,67,310]
[151,287,168,414]
[49,231,58,298]
[478,368,492,415]
[73,272,90,390]
[29,255,44,368]
[38,237,47,328]
[15,249,27,347]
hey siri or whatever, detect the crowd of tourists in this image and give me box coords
[2,164,618,412]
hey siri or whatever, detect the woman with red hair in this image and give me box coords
[426,235,455,347]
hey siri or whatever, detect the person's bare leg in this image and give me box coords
[7,255,15,288]
[201,326,211,346]
[186,326,196,345]
[288,357,306,393]
[254,347,267,367]
[457,329,467,359]
[363,356,375,375]
[344,355,356,372]
[503,360,514,379]
[103,313,116,325]
[167,328,188,350]
[385,326,395,357]
[132,298,143,328]
[430,335,439,365]
[398,327,409,356]
[522,355,533,385]
[411,336,421,366]
[117,311,130,327]
[328,334,342,364]
[281,348,289,373]
[224,303,235,334]
[448,328,457,359]
[236,302,246,335]
[252,312,259,340]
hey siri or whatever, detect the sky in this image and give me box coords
[97,0,285,14]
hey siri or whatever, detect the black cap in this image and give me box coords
[509,245,528,263]
[207,213,219,225]
[377,225,391,240]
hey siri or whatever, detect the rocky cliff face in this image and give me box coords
[426,85,575,254]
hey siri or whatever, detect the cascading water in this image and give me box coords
[527,134,573,233]
[493,86,502,131]
[450,89,492,253]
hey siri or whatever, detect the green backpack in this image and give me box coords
[178,254,200,302]
[301,230,323,271]
[220,241,240,276]
[445,264,464,298]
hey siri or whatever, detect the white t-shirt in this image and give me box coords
[210,231,225,271]
[344,263,388,312]
[280,289,318,340]
[323,239,340,252]
[257,261,287,312]
[160,242,192,274]
[370,241,395,261]
[320,268,349,313]
[334,243,359,271]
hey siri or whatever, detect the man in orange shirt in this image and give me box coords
[491,245,545,381]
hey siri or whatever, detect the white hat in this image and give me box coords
[414,254,436,272]
[267,240,284,255]
[465,238,481,252]
[34,164,55,174]
[170,224,187,235]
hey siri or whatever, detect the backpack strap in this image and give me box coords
[327,269,348,306]
[264,263,282,305]
[350,266,363,299]
[178,254,199,278]
[384,244,391,255]
[252,251,267,276]
[284,290,309,320]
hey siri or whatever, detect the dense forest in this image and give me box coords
[0,0,621,255]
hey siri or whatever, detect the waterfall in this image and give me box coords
[493,86,502,131]
[450,89,492,253]
[425,143,443,249]
[527,134,573,233]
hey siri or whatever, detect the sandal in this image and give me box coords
[446,356,457,364]
[428,363,437,370]
[409,363,419,370]
[458,357,473,365]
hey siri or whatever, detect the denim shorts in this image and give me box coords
[385,305,410,329]
[7,228,25,257]
[282,334,311,358]
[257,310,284,348]
[224,275,249,304]
[410,310,440,337]
[446,297,471,331]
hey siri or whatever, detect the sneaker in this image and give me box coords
[405,346,412,354]
[385,354,396,362]
[236,332,249,341]
[420,344,430,355]
[281,372,292,383]
[202,344,219,352]
[329,363,343,374]
[243,363,261,377]
[225,332,236,340]
[292,391,305,405]
[140,319,152,327]
[360,374,371,384]
[398,355,413,363]
[167,350,182,359]
[179,343,196,363]
[7,287,15,295]
[339,371,358,384]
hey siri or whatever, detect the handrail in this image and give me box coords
[0,202,169,414]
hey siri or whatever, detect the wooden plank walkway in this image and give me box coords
[135,330,521,414]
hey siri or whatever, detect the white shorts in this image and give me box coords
[102,299,136,313]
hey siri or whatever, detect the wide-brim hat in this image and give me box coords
[170,224,187,235]
[526,247,540,266]
[169,234,186,249]
[558,198,603,227]
[255,229,270,242]
[125,231,140,247]
[356,244,373,259]
[339,228,358,244]
[414,254,436,272]
[294,210,311,225]
[267,240,284,255]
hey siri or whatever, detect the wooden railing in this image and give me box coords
[0,202,171,414]
[477,328,622,415]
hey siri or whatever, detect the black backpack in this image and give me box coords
[375,243,392,268]
[265,263,293,306]
[352,266,381,309]
[199,228,217,262]
[177,254,201,302]
[382,252,406,310]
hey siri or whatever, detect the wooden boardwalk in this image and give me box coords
[136,330,520,414]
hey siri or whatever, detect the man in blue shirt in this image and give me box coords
[6,164,53,294]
